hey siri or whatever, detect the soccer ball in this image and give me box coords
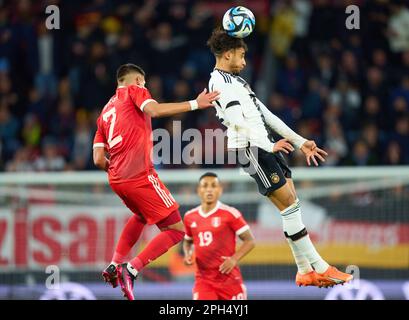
[222,6,255,39]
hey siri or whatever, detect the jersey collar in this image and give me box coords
[198,201,222,218]
[214,68,236,77]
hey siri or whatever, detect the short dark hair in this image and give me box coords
[207,27,248,56]
[199,172,218,182]
[116,63,145,83]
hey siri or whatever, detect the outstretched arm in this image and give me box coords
[143,89,219,118]
[257,99,307,149]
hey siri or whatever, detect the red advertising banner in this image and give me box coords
[1,205,408,271]
[0,205,158,271]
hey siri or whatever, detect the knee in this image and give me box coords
[171,222,186,233]
[159,220,185,233]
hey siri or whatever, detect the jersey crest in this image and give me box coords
[211,217,221,228]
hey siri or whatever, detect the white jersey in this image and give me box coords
[208,69,307,152]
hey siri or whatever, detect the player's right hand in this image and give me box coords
[273,138,295,154]
[196,88,220,109]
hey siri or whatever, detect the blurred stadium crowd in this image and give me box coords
[0,0,408,172]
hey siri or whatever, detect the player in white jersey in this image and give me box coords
[206,27,353,288]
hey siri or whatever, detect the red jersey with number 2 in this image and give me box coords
[93,85,157,183]
[184,201,250,283]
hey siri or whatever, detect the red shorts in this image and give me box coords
[110,171,179,225]
[193,278,247,300]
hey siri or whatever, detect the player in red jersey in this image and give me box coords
[93,64,219,300]
[183,172,255,300]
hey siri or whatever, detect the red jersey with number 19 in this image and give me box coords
[184,201,250,283]
[93,85,157,183]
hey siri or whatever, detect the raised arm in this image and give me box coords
[143,89,219,118]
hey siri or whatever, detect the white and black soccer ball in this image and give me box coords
[222,6,256,39]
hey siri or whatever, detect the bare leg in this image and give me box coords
[266,181,296,211]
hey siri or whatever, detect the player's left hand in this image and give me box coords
[196,88,220,109]
[300,140,328,166]
[219,256,237,274]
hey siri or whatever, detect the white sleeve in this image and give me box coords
[257,98,307,149]
[224,105,275,153]
[213,81,275,153]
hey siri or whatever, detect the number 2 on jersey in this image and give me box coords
[198,231,213,247]
[102,107,123,148]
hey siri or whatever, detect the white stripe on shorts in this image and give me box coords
[149,175,173,208]
[148,175,173,208]
[150,176,173,208]
[244,149,268,187]
[245,148,271,188]
[248,148,271,188]
[152,175,175,207]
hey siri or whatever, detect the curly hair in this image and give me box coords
[206,27,248,57]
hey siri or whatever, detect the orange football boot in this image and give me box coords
[317,266,354,286]
[296,271,334,288]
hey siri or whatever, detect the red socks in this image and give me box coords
[112,209,184,272]
[112,215,145,264]
[129,229,185,272]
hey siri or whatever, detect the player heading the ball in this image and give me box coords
[206,26,353,288]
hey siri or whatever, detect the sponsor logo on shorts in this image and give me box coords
[271,173,280,184]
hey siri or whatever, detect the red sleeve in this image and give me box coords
[227,208,250,236]
[128,85,156,111]
[183,214,193,240]
[93,117,107,149]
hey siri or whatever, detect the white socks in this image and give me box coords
[280,200,305,235]
[280,200,329,274]
[291,234,329,274]
[127,262,139,277]
[286,238,313,274]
